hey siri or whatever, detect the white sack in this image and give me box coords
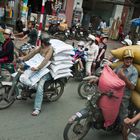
[50,39,73,54]
[53,72,73,80]
[53,55,73,61]
[20,67,50,86]
[50,63,73,73]
[50,68,72,77]
[52,60,73,65]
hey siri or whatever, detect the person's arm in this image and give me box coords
[37,47,53,70]
[14,32,24,36]
[94,47,99,61]
[117,68,138,90]
[97,49,105,61]
[20,47,40,61]
[17,34,28,41]
[124,113,140,124]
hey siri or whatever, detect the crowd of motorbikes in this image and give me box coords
[48,22,91,42]
[0,21,140,140]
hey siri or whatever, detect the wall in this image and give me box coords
[65,0,74,27]
[73,0,83,9]
[113,5,124,19]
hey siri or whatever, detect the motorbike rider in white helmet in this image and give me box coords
[121,38,132,46]
[73,41,86,72]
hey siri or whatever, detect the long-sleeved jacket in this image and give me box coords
[0,38,14,62]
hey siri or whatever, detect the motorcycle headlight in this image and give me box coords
[87,95,92,100]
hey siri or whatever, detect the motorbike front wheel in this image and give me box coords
[0,85,16,109]
[78,81,97,99]
[44,80,64,102]
[63,117,91,140]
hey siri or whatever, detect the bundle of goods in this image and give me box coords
[110,45,140,108]
[98,65,125,127]
[49,39,74,80]
[59,22,68,31]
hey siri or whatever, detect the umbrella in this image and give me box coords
[131,18,140,26]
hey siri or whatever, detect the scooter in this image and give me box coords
[63,90,139,140]
[0,66,67,110]
[78,58,112,99]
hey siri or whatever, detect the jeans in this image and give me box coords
[86,61,93,75]
[34,73,52,110]
[119,95,130,123]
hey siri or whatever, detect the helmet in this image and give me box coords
[121,39,132,46]
[88,34,95,41]
[78,41,85,46]
[136,41,140,45]
[3,29,11,35]
[123,49,134,58]
[41,37,51,46]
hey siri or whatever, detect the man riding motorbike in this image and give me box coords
[91,49,138,126]
[18,37,53,116]
[14,21,38,56]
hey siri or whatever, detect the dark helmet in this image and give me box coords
[40,37,51,46]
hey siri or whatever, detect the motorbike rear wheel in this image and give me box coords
[0,85,16,109]
[44,79,64,102]
[78,81,97,99]
[63,117,91,140]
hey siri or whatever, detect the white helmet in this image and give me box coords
[121,39,132,46]
[88,34,96,41]
[136,41,140,45]
[78,41,85,46]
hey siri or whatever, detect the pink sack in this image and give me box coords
[98,65,125,128]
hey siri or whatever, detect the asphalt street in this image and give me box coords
[0,78,122,140]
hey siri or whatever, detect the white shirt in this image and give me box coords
[100,21,106,29]
[86,42,99,61]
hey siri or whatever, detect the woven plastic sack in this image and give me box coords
[98,65,125,127]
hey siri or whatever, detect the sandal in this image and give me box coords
[31,109,40,116]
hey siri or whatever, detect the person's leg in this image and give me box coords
[86,61,92,76]
[119,96,130,123]
[32,73,52,116]
[78,58,84,70]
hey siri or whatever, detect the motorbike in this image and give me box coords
[0,66,67,110]
[17,43,36,56]
[78,58,112,99]
[63,90,139,140]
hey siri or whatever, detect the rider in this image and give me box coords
[85,34,99,76]
[114,49,138,124]
[73,41,86,72]
[19,37,53,116]
[95,34,108,70]
[0,29,14,77]
[90,49,138,125]
[14,21,38,46]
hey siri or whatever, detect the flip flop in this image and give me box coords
[31,109,40,116]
